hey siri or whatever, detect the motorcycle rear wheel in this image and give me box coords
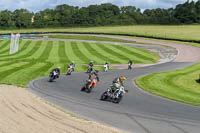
[113,95,123,103]
[81,87,86,91]
[87,86,94,93]
[101,92,108,101]
[48,77,54,82]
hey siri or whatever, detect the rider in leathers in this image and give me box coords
[87,70,100,88]
[51,67,60,78]
[111,76,127,93]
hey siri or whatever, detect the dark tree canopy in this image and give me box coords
[0,1,200,28]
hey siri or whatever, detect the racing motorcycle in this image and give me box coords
[128,63,132,70]
[66,68,72,75]
[49,71,59,82]
[104,64,108,72]
[87,66,93,74]
[81,78,96,93]
[100,86,127,103]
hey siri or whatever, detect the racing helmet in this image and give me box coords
[94,70,99,74]
[120,76,126,83]
[90,74,94,79]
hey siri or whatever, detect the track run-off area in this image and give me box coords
[27,35,200,133]
[0,38,162,86]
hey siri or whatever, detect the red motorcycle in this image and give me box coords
[81,75,100,93]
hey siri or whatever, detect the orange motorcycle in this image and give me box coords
[81,75,100,93]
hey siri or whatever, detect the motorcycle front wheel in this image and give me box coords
[87,86,94,93]
[48,77,54,82]
[81,86,86,91]
[100,92,108,101]
[113,95,123,103]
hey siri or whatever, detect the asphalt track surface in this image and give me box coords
[28,39,200,133]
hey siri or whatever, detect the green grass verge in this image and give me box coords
[136,63,200,106]
[1,25,200,41]
[115,35,200,48]
[47,34,135,43]
[0,39,158,87]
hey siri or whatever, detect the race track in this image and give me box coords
[28,36,200,133]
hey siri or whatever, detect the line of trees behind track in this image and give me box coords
[0,0,200,28]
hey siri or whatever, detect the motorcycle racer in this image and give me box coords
[111,76,127,93]
[89,70,100,86]
[81,70,100,93]
[49,66,61,82]
[51,66,60,78]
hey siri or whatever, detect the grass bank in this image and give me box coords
[0,39,158,87]
[136,63,200,106]
[1,25,200,41]
[47,34,135,43]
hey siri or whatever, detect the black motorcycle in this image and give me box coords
[66,68,72,75]
[101,86,127,103]
[81,79,94,93]
[128,63,132,70]
[49,71,59,82]
[87,66,93,74]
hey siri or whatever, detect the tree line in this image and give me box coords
[0,0,200,28]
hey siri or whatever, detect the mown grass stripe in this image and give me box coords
[0,62,35,81]
[95,43,134,62]
[75,64,88,72]
[71,42,91,63]
[82,42,120,64]
[0,49,10,55]
[79,42,104,64]
[0,61,21,69]
[2,41,42,61]
[2,62,54,86]
[0,61,25,74]
[142,73,200,97]
[18,40,32,52]
[0,41,34,59]
[39,41,53,61]
[17,41,55,81]
[164,67,200,94]
[0,39,160,87]
[0,40,32,58]
[137,63,200,105]
[112,45,157,62]
[31,62,54,79]
[58,41,71,63]
[103,44,149,63]
[0,40,9,51]
[0,40,53,82]
[92,43,126,63]
[21,41,42,59]
[0,40,3,44]
[77,42,102,64]
[64,42,85,64]
[0,40,10,55]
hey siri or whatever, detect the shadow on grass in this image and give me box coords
[195,79,200,83]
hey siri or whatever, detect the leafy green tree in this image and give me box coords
[55,4,77,26]
[13,9,33,28]
[2,1,200,28]
[195,0,200,23]
[0,10,14,28]
[174,1,197,24]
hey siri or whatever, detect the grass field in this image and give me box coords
[0,39,158,87]
[113,35,200,48]
[1,25,200,106]
[47,34,135,43]
[1,25,200,41]
[136,63,200,106]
